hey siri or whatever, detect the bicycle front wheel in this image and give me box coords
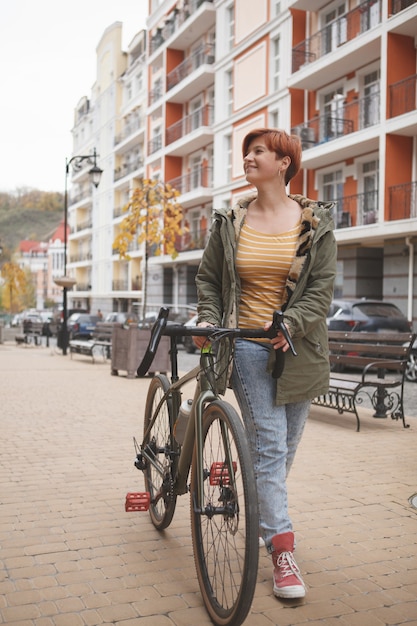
[190,400,259,626]
[143,374,178,530]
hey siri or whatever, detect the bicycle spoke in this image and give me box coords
[191,400,258,626]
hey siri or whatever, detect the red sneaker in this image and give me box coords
[271,532,306,599]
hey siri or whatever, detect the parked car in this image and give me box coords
[67,313,100,340]
[105,311,138,325]
[327,299,412,333]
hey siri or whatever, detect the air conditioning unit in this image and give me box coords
[291,126,315,149]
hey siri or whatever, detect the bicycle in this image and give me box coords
[125,307,297,626]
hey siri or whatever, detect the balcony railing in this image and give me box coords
[331,190,379,228]
[148,82,163,106]
[168,165,213,194]
[176,228,210,253]
[114,158,144,182]
[292,0,382,72]
[71,218,92,233]
[166,105,214,145]
[148,135,163,156]
[69,251,93,263]
[150,0,214,55]
[391,0,416,15]
[167,43,215,91]
[114,116,143,146]
[112,280,129,291]
[74,283,91,291]
[389,181,417,220]
[389,74,417,118]
[293,91,380,148]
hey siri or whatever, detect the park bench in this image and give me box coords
[312,330,416,431]
[15,319,43,345]
[69,322,113,363]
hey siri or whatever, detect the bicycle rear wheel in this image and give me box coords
[190,400,259,626]
[143,374,178,530]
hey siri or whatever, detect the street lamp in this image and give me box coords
[57,148,103,355]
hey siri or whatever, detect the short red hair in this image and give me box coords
[242,128,302,185]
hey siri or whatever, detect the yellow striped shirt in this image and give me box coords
[236,222,300,333]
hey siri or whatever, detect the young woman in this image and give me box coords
[194,128,337,599]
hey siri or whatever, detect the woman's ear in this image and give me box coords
[281,155,291,171]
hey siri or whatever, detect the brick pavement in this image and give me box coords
[1,340,417,626]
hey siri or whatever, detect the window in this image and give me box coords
[227,5,235,51]
[272,36,280,92]
[271,0,281,17]
[322,3,346,54]
[322,170,344,226]
[361,160,379,224]
[136,71,143,93]
[269,109,279,129]
[225,135,232,183]
[362,70,380,128]
[322,88,344,140]
[226,70,233,116]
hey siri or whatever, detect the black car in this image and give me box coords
[327,299,412,333]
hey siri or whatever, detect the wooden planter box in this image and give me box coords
[111,325,170,379]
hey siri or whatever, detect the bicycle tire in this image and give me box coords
[143,375,178,530]
[190,400,259,626]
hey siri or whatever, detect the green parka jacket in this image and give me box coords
[195,192,337,405]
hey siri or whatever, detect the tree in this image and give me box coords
[113,178,186,319]
[0,262,27,314]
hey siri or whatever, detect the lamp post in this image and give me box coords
[56,148,103,355]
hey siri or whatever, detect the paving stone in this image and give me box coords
[1,341,417,625]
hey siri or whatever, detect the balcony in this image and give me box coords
[69,250,93,263]
[176,228,210,253]
[150,0,215,55]
[165,105,214,156]
[389,74,417,118]
[168,166,213,209]
[332,190,379,229]
[166,44,215,103]
[114,157,144,182]
[290,1,382,89]
[74,283,91,292]
[389,181,417,220]
[147,135,162,156]
[293,1,381,72]
[391,0,417,15]
[70,217,92,234]
[112,280,129,291]
[148,81,163,107]
[114,116,144,147]
[293,91,380,151]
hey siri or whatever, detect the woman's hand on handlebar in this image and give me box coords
[264,320,292,353]
[192,321,215,350]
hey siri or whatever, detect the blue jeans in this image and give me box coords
[231,339,310,551]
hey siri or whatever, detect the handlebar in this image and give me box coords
[136,307,297,378]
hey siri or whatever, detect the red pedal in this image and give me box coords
[210,462,237,486]
[125,492,150,512]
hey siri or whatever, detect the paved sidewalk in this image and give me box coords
[1,341,417,626]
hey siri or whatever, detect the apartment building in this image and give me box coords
[66,0,417,324]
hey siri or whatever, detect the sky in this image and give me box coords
[0,0,148,194]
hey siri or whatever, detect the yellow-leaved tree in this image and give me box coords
[113,178,186,319]
[1,262,27,314]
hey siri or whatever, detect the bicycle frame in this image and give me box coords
[141,335,221,509]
